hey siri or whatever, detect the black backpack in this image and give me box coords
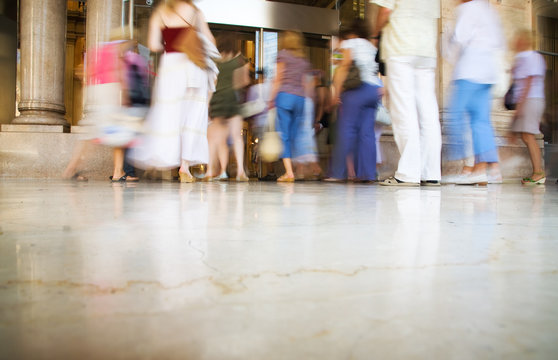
[125,58,150,106]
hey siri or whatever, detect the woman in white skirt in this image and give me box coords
[510,29,547,185]
[130,0,217,182]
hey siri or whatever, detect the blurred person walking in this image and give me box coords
[509,30,547,185]
[204,33,250,182]
[372,0,441,186]
[444,0,505,186]
[292,72,323,180]
[325,19,382,182]
[63,32,145,183]
[246,70,278,180]
[269,30,311,182]
[129,0,218,183]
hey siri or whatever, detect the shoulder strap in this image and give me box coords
[173,7,197,29]
[158,10,168,28]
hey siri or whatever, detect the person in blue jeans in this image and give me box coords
[269,31,311,182]
[444,0,505,186]
[326,19,382,182]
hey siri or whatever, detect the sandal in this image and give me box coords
[179,172,196,183]
[236,174,249,182]
[201,175,216,182]
[522,172,546,185]
[71,173,88,182]
[277,174,295,183]
[379,177,420,187]
[110,175,127,183]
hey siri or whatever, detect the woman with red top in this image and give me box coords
[129,0,217,183]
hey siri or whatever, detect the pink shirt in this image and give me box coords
[87,42,122,85]
[277,49,310,98]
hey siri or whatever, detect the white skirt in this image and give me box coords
[130,52,210,169]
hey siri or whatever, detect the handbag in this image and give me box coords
[173,9,207,69]
[504,83,516,110]
[375,102,391,126]
[259,108,284,162]
[343,61,362,91]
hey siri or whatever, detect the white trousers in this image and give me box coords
[386,56,442,183]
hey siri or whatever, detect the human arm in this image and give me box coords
[331,48,352,105]
[147,8,164,53]
[443,5,474,63]
[196,10,216,45]
[371,6,391,47]
[233,57,251,90]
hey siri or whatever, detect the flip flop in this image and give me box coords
[71,173,88,182]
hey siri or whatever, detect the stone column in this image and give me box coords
[83,0,122,118]
[13,0,68,127]
[86,0,122,56]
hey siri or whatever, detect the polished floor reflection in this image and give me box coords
[1,180,557,359]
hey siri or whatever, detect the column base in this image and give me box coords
[13,112,69,127]
[2,124,70,133]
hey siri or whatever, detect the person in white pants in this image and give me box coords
[371,0,442,186]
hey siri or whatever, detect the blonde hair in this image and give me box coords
[280,30,306,58]
[515,28,535,49]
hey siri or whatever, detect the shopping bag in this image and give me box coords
[259,108,283,162]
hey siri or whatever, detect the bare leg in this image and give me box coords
[281,158,295,179]
[207,120,224,177]
[461,165,473,175]
[179,160,191,176]
[521,132,544,179]
[216,123,229,176]
[229,115,246,178]
[472,162,487,174]
[63,140,88,178]
[112,147,126,180]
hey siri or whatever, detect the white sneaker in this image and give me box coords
[441,174,461,184]
[487,169,503,184]
[488,173,503,184]
[455,172,488,186]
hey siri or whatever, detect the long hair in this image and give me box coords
[515,28,535,49]
[279,30,306,58]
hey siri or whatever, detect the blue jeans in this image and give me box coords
[276,92,305,159]
[446,80,499,163]
[329,83,381,180]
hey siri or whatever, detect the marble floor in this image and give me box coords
[0,180,557,360]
